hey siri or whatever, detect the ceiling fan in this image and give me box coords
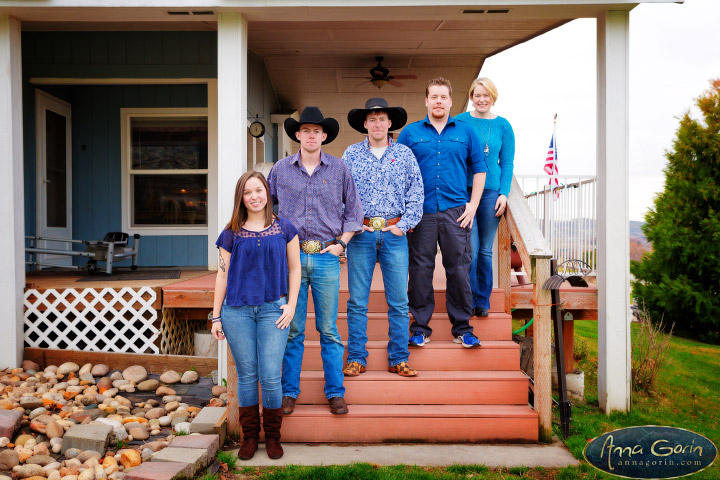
[345,56,417,88]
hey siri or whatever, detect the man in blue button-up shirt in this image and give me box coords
[341,98,424,378]
[397,77,487,349]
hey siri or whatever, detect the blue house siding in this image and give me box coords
[22,31,279,268]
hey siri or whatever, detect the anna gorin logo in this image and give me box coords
[584,426,717,479]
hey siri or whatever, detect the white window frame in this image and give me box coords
[120,107,210,236]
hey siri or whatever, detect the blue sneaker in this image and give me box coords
[454,332,481,348]
[408,331,429,347]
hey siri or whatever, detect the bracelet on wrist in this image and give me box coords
[212,319,222,324]
[211,315,221,320]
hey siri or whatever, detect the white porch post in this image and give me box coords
[216,12,248,386]
[596,10,631,413]
[0,15,25,369]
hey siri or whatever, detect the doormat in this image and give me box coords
[76,270,182,282]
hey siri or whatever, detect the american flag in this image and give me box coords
[543,118,559,198]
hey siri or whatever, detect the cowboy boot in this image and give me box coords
[238,404,260,460]
[262,407,284,459]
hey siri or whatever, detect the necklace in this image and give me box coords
[472,111,492,156]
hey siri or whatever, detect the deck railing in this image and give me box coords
[498,176,554,442]
[516,175,597,272]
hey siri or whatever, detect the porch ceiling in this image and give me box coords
[6,2,645,157]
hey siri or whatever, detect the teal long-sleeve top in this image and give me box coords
[455,112,515,198]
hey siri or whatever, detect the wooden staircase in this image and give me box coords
[281,267,538,443]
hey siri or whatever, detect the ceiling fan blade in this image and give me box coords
[343,76,372,79]
[388,79,404,87]
[389,75,417,80]
[355,80,372,87]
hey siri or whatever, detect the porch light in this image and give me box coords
[371,78,388,89]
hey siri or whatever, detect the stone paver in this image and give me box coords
[170,434,219,458]
[61,424,114,455]
[151,447,209,478]
[0,409,23,439]
[123,461,190,480]
[190,406,226,444]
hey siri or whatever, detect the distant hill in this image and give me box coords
[629,221,652,261]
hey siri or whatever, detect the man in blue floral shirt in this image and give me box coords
[341,98,424,377]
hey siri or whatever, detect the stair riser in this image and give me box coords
[296,379,529,405]
[307,290,506,314]
[281,417,539,443]
[304,315,511,341]
[300,345,520,371]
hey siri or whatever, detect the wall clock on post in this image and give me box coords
[249,120,265,138]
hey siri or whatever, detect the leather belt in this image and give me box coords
[300,239,337,254]
[363,216,401,230]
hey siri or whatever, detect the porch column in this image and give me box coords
[596,10,631,413]
[216,12,248,402]
[0,16,25,369]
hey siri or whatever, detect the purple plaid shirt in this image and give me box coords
[267,151,364,242]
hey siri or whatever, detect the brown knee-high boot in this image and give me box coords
[262,407,284,459]
[238,404,260,460]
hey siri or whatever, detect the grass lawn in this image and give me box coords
[221,321,719,479]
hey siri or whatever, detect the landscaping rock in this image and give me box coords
[19,397,44,410]
[11,464,45,478]
[155,386,175,396]
[120,449,141,469]
[211,386,226,396]
[91,364,109,377]
[136,380,159,392]
[122,366,147,384]
[0,449,19,470]
[159,371,181,384]
[26,454,55,466]
[128,427,149,441]
[180,371,198,384]
[22,360,41,372]
[57,362,80,375]
[46,420,64,439]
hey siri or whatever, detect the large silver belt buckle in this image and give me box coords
[369,217,386,230]
[302,240,322,254]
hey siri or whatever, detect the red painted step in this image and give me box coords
[296,370,530,405]
[304,312,512,341]
[281,404,538,443]
[308,288,507,314]
[300,340,520,371]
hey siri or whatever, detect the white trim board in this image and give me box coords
[30,78,214,85]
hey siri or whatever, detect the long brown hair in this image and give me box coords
[226,171,274,231]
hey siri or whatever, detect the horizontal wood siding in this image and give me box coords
[22,32,278,267]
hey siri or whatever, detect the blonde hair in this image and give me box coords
[468,77,498,104]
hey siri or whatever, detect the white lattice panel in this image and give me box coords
[24,288,160,354]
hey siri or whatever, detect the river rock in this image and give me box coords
[33,442,49,456]
[78,363,93,376]
[29,414,53,434]
[77,450,102,463]
[162,396,181,404]
[159,371,181,384]
[174,422,191,434]
[136,380,159,392]
[128,427,148,441]
[29,407,47,419]
[22,360,41,372]
[120,449,141,469]
[121,366,146,384]
[15,434,34,446]
[211,385,227,396]
[91,364,109,377]
[0,449,19,469]
[46,420,64,439]
[158,416,171,427]
[155,386,175,396]
[26,454,55,466]
[180,371,198,384]
[57,362,80,376]
[164,401,179,412]
[78,468,95,480]
[20,397,44,410]
[11,464,44,478]
[145,408,165,420]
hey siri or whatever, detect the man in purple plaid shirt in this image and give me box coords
[267,106,363,416]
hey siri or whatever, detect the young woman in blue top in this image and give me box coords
[456,77,515,317]
[211,171,300,461]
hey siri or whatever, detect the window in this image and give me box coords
[121,109,209,234]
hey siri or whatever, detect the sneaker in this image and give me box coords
[408,331,429,347]
[454,332,481,348]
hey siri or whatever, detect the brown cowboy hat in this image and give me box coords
[347,97,408,134]
[284,106,339,145]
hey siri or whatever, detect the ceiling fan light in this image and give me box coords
[371,78,388,88]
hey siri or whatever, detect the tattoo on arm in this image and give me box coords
[219,254,226,273]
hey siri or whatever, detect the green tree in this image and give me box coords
[631,79,720,344]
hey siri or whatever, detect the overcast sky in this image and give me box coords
[479,0,720,221]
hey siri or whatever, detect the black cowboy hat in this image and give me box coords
[347,98,408,134]
[284,106,339,145]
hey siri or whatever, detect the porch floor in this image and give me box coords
[25,267,212,291]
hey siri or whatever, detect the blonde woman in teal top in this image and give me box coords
[456,77,515,316]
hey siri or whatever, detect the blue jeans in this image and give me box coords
[346,229,410,368]
[281,252,345,400]
[221,298,290,409]
[470,189,501,309]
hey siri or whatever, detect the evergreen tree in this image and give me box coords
[631,79,720,344]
